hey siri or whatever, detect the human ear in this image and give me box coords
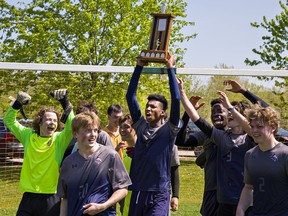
[73,131,78,138]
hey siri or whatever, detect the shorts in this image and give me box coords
[16,192,60,216]
[217,203,237,216]
[200,190,218,216]
[128,190,170,216]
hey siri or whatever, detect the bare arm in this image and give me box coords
[59,198,68,216]
[178,78,200,122]
[82,188,128,215]
[175,96,205,147]
[217,90,252,136]
[236,184,253,216]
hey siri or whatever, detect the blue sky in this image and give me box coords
[8,0,283,70]
[181,0,283,69]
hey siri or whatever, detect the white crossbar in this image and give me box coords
[0,62,287,77]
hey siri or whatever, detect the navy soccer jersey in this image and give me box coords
[57,145,131,216]
[245,143,288,216]
[129,116,180,192]
[211,128,255,205]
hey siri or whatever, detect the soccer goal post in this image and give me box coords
[0,62,287,213]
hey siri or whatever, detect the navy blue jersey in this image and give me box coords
[129,116,180,191]
[57,145,131,216]
[212,128,255,205]
[203,140,217,191]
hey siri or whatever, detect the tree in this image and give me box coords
[0,0,196,123]
[244,1,288,123]
[245,1,288,70]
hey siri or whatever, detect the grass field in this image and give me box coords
[0,158,204,216]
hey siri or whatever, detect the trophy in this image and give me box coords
[138,4,175,63]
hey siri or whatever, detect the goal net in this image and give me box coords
[0,62,287,212]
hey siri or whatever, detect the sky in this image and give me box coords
[8,0,284,70]
[181,0,283,69]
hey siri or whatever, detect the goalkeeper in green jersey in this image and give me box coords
[4,89,74,216]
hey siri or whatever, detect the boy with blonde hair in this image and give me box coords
[57,111,131,216]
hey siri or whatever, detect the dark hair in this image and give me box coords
[107,104,123,116]
[76,100,98,115]
[119,114,133,126]
[147,94,168,111]
[210,98,222,107]
[32,107,62,135]
[231,100,251,115]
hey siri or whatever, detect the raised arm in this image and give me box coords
[217,90,252,136]
[50,89,73,123]
[125,60,147,123]
[166,56,180,126]
[224,79,269,107]
[175,96,205,147]
[178,78,215,138]
[50,89,74,145]
[178,78,200,122]
[4,91,32,143]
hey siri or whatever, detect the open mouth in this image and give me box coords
[88,139,96,143]
[212,116,222,124]
[47,125,56,131]
[146,113,152,119]
[228,117,234,122]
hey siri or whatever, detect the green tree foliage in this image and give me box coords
[244,1,288,122]
[0,0,196,123]
[245,0,288,70]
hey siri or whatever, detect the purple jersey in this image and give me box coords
[57,145,131,216]
[245,143,288,215]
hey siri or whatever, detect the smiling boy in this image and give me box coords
[4,89,74,216]
[57,111,131,216]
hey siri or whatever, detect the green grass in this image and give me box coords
[173,158,204,216]
[0,158,204,216]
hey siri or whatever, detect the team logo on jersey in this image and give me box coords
[269,153,278,162]
[95,157,102,164]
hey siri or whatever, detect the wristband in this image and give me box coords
[227,107,235,112]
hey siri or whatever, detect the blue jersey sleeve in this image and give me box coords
[126,65,143,123]
[168,68,180,126]
[242,90,269,108]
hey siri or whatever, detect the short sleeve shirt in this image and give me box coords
[244,143,288,215]
[57,145,132,216]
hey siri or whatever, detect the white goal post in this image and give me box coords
[0,62,288,77]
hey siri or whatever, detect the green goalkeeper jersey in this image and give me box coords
[4,107,74,194]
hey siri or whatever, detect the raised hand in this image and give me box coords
[166,54,176,69]
[17,91,31,105]
[217,90,232,109]
[224,80,246,93]
[136,58,148,67]
[189,96,205,110]
[49,89,72,123]
[50,89,68,101]
[177,77,184,92]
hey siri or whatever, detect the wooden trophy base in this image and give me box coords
[138,50,170,63]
